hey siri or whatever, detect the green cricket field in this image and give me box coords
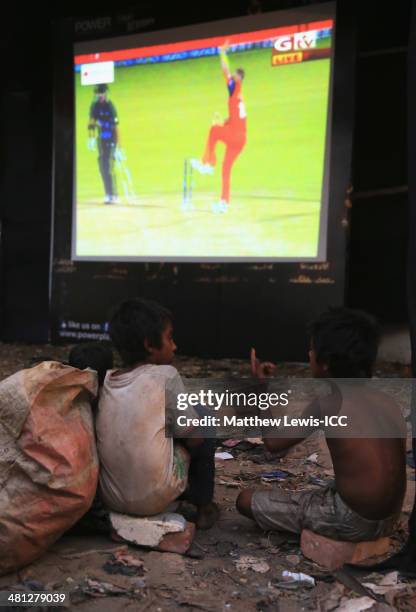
[74,46,330,260]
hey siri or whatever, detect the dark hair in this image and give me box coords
[109,298,172,366]
[68,342,114,386]
[309,307,380,377]
[236,68,245,80]
[95,83,108,94]
[27,356,62,368]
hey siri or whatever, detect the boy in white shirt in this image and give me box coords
[97,298,218,529]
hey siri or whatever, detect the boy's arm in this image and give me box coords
[251,348,276,379]
[250,347,291,450]
[250,348,320,452]
[261,398,323,453]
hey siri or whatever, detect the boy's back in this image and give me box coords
[324,384,406,519]
[97,364,190,516]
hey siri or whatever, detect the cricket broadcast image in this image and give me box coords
[74,19,333,261]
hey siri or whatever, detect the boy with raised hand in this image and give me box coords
[236,308,407,542]
[96,298,219,530]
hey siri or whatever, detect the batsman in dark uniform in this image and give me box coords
[88,84,120,204]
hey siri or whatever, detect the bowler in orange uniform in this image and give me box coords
[191,41,247,214]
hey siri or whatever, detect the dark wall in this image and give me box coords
[408,0,416,376]
[0,16,53,342]
[346,1,410,323]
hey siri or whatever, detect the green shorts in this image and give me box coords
[251,483,398,542]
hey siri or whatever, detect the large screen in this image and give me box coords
[73,5,335,262]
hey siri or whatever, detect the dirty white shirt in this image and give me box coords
[96,364,196,516]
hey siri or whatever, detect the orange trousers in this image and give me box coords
[202,123,246,203]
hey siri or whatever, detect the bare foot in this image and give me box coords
[156,521,195,554]
[195,502,220,530]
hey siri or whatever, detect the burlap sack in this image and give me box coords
[0,361,99,575]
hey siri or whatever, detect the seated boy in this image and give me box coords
[96,298,219,529]
[68,342,114,389]
[236,308,407,542]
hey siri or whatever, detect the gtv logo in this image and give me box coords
[274,30,317,52]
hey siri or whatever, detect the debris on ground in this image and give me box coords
[308,475,328,487]
[260,469,290,482]
[215,452,235,461]
[59,545,128,559]
[274,570,316,589]
[218,476,246,488]
[216,540,240,557]
[223,439,242,448]
[235,556,270,574]
[334,568,382,601]
[336,596,396,612]
[222,439,265,454]
[286,554,301,566]
[363,571,408,597]
[360,571,416,607]
[103,550,147,577]
[78,578,136,598]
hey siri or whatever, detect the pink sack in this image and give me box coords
[0,361,98,575]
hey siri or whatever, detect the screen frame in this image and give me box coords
[71,2,336,263]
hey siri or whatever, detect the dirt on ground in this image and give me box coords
[0,342,415,611]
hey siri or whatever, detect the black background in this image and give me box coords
[0,0,410,360]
